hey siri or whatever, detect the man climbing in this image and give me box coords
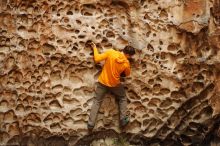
[88,42,135,132]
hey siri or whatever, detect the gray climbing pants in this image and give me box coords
[88,82,127,127]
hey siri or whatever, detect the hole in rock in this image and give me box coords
[101,37,108,44]
[160,88,170,94]
[148,98,161,107]
[197,74,204,81]
[83,103,88,108]
[159,125,171,136]
[6,135,20,145]
[18,26,26,31]
[44,136,67,146]
[57,39,63,44]
[25,106,32,112]
[147,44,154,52]
[144,13,150,20]
[104,43,112,48]
[167,43,178,51]
[147,118,158,131]
[128,90,141,100]
[142,64,147,69]
[67,11,73,15]
[26,113,41,123]
[50,123,61,130]
[70,108,82,116]
[52,84,63,92]
[194,106,213,120]
[170,91,185,99]
[84,12,93,16]
[156,108,167,118]
[49,100,62,109]
[152,84,161,93]
[106,31,115,38]
[63,96,80,105]
[83,4,96,9]
[0,100,8,108]
[72,46,78,50]
[189,122,207,132]
[159,9,168,18]
[111,0,129,9]
[192,82,204,92]
[4,110,15,121]
[142,98,149,104]
[128,120,141,130]
[96,34,101,39]
[143,119,150,127]
[180,134,192,144]
[141,87,151,95]
[63,17,69,23]
[42,43,56,54]
[76,19,81,25]
[78,35,86,39]
[79,41,85,46]
[160,98,172,108]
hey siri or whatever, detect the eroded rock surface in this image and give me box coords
[0,0,220,145]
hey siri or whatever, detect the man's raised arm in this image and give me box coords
[91,42,109,63]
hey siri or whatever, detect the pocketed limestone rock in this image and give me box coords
[0,0,219,145]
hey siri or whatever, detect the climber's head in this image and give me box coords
[123,45,135,58]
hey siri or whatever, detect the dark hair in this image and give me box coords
[123,45,135,56]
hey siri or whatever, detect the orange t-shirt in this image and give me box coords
[93,48,131,87]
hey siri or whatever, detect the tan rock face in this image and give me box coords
[0,0,220,145]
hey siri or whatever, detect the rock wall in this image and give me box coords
[0,0,220,145]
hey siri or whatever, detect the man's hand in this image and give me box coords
[85,40,96,50]
[91,42,96,49]
[86,41,96,56]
